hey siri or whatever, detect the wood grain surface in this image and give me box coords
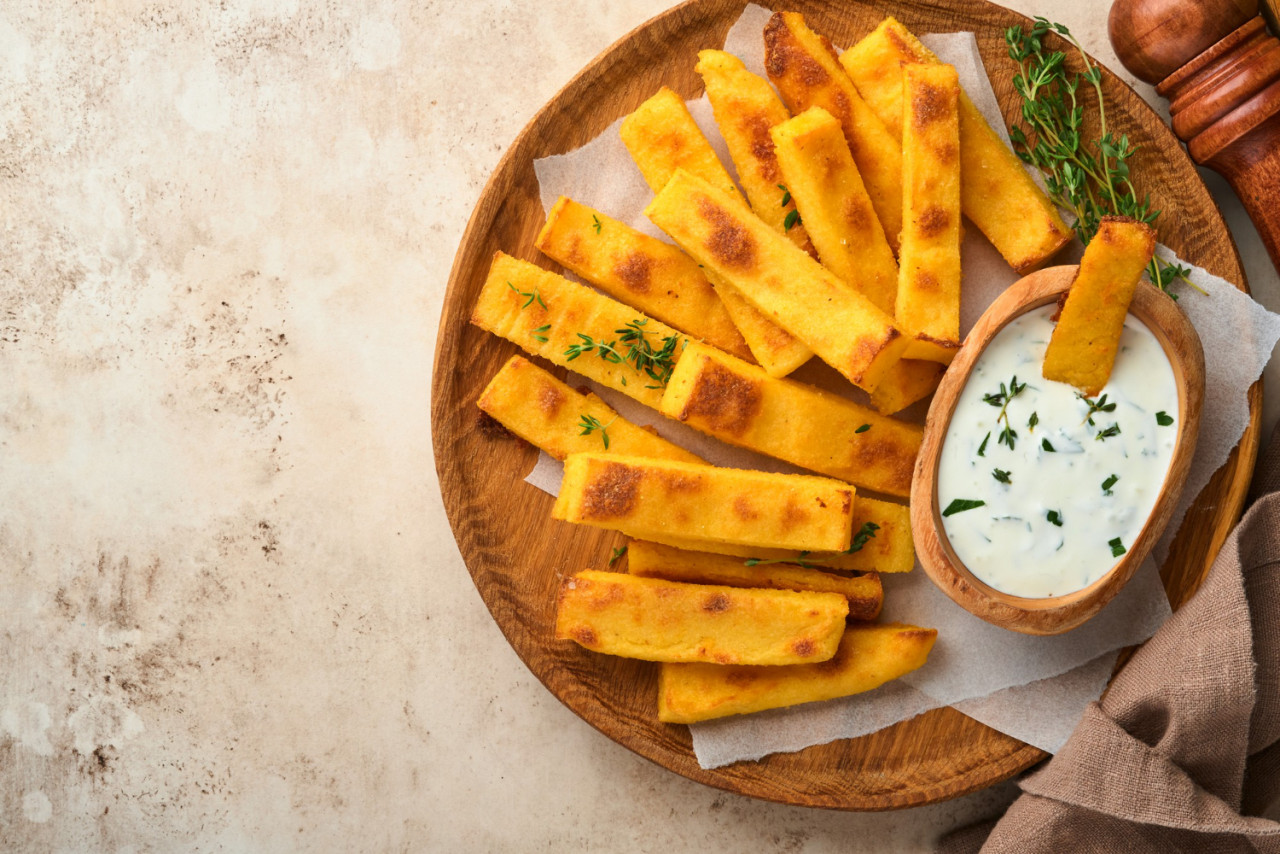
[432,0,1259,810]
[911,266,1205,636]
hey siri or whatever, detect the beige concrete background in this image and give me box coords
[1,1,1276,851]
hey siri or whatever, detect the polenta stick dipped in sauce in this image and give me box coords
[770,106,898,314]
[626,539,884,621]
[840,17,1071,273]
[471,252,687,411]
[477,355,703,464]
[897,64,963,365]
[657,622,937,723]
[1042,216,1157,395]
[646,170,909,392]
[764,11,904,251]
[695,49,813,254]
[620,85,812,377]
[535,197,751,360]
[552,453,855,553]
[635,494,914,574]
[556,570,849,665]
[661,342,921,498]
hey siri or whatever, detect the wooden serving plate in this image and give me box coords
[432,0,1260,810]
[912,266,1205,635]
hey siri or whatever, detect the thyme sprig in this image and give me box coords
[507,280,546,310]
[1078,392,1116,426]
[578,413,618,449]
[983,375,1028,449]
[1005,19,1203,299]
[564,319,682,388]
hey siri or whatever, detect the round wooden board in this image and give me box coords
[432,0,1261,810]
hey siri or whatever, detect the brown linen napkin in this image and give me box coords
[938,423,1280,853]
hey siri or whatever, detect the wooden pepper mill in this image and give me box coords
[1110,0,1280,271]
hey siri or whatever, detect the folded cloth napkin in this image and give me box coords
[939,422,1280,853]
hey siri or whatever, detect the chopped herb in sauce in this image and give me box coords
[943,498,986,517]
[1102,473,1119,495]
[1047,509,1063,527]
[978,432,990,457]
[1028,411,1039,432]
[1095,423,1121,441]
[1042,438,1056,452]
[1156,411,1174,426]
[992,468,1012,484]
[1109,537,1127,557]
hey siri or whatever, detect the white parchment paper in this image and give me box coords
[527,4,1280,769]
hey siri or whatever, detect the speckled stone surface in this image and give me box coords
[1,1,1276,851]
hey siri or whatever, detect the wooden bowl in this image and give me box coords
[911,266,1206,635]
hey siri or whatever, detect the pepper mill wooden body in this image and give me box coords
[1110,0,1280,272]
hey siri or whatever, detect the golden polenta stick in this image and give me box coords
[477,355,702,464]
[770,107,899,314]
[868,359,946,416]
[552,453,854,552]
[471,252,686,411]
[636,495,914,574]
[763,11,904,251]
[704,271,812,377]
[627,540,883,621]
[897,64,962,365]
[657,622,938,723]
[556,570,848,665]
[1042,216,1156,395]
[535,197,751,360]
[840,17,1072,272]
[646,170,909,392]
[621,86,744,204]
[660,342,921,497]
[695,49,813,254]
[620,83,813,376]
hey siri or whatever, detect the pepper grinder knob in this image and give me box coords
[1110,0,1280,273]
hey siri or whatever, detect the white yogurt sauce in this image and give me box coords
[937,305,1178,598]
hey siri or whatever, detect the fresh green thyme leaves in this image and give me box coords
[577,413,617,449]
[532,324,551,343]
[1005,18,1204,299]
[984,375,1028,450]
[943,498,986,517]
[1078,392,1116,426]
[1028,411,1039,432]
[784,208,801,231]
[777,183,792,207]
[993,468,1012,484]
[507,280,547,310]
[978,432,990,457]
[1095,423,1121,441]
[855,423,871,434]
[591,214,603,235]
[607,545,627,567]
[847,522,880,554]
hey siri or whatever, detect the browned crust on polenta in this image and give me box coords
[763,13,833,84]
[697,196,757,270]
[848,433,914,496]
[613,252,652,293]
[579,461,642,520]
[911,78,951,127]
[676,358,764,436]
[849,327,903,383]
[917,206,951,238]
